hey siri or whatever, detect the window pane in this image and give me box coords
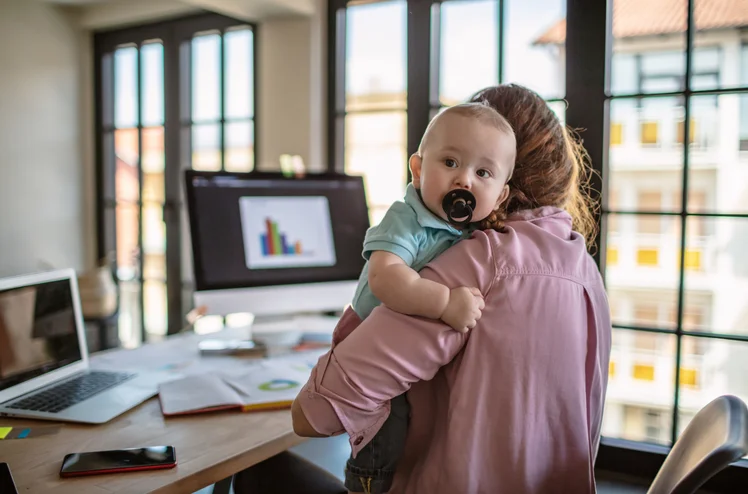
[114,46,138,128]
[142,202,165,280]
[688,94,748,214]
[140,42,164,126]
[684,217,748,335]
[224,28,254,119]
[611,53,637,95]
[118,280,142,349]
[192,34,221,122]
[142,127,164,203]
[439,0,498,106]
[192,123,221,171]
[603,329,675,446]
[344,112,407,223]
[678,337,748,442]
[144,279,167,336]
[505,0,565,99]
[114,128,139,202]
[610,0,686,96]
[606,215,681,330]
[115,203,140,282]
[609,97,684,173]
[346,1,407,111]
[225,120,254,172]
[692,0,744,91]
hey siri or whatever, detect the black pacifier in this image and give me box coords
[441,189,476,227]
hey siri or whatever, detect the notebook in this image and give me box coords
[158,360,314,417]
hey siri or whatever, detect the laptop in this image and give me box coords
[0,269,175,424]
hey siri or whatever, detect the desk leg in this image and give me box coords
[212,476,233,494]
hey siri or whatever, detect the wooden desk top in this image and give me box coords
[0,328,320,494]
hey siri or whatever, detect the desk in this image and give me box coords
[0,327,330,494]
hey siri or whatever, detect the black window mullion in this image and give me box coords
[328,0,347,173]
[252,25,259,168]
[406,0,433,161]
[164,28,183,336]
[671,0,696,445]
[497,0,504,83]
[428,3,441,110]
[135,45,146,343]
[219,32,226,171]
[564,0,612,267]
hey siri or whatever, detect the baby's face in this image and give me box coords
[410,113,515,226]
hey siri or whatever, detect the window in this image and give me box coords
[600,0,748,475]
[637,191,662,234]
[633,303,659,328]
[640,121,659,145]
[676,118,696,145]
[633,332,658,352]
[329,0,565,225]
[331,0,748,485]
[343,1,407,226]
[95,14,256,348]
[610,122,623,146]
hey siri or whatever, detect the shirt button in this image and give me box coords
[354,436,363,445]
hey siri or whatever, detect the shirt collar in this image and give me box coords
[403,184,462,235]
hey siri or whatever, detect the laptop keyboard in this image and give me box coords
[6,371,135,414]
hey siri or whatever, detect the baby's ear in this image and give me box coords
[409,154,423,188]
[495,184,510,209]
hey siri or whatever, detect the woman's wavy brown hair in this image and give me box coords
[470,84,598,247]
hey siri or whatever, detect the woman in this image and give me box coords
[236,84,612,494]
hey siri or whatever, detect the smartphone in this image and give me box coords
[59,446,177,478]
[0,463,18,494]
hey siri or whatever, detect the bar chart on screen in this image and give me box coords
[239,196,337,269]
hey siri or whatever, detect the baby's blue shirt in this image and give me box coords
[351,184,466,319]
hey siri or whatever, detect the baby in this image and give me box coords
[335,102,517,494]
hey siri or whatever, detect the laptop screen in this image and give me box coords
[0,279,82,392]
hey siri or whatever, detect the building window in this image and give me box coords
[637,191,662,234]
[95,14,256,348]
[610,122,623,146]
[640,121,659,145]
[633,303,659,328]
[632,363,655,381]
[644,409,666,443]
[607,247,619,265]
[676,117,696,145]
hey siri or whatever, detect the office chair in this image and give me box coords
[647,394,748,494]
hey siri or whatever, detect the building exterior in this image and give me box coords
[536,0,748,444]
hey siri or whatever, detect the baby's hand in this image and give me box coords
[440,287,484,333]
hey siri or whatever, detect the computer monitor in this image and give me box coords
[185,171,370,317]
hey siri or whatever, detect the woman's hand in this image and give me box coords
[439,286,484,333]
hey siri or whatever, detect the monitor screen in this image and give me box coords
[185,171,370,292]
[0,279,82,392]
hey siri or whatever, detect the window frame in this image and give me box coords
[94,13,258,343]
[328,0,748,489]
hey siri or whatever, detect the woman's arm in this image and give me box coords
[292,232,497,453]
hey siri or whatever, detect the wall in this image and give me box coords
[0,1,89,277]
[257,0,327,172]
